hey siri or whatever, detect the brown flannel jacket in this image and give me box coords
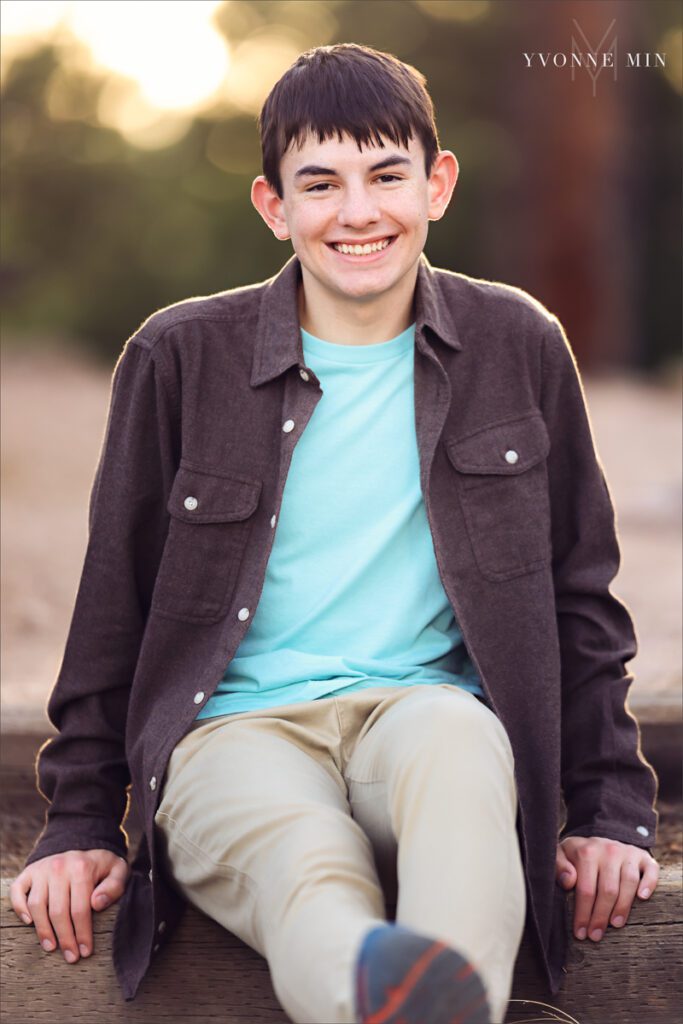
[24,253,658,1001]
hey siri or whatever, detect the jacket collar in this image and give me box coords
[250,252,462,387]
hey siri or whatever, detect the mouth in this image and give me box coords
[326,235,397,260]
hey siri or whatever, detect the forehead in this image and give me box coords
[280,130,422,175]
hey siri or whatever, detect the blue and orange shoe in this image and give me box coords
[354,923,491,1024]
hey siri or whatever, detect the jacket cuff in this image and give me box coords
[558,822,657,853]
[23,814,129,870]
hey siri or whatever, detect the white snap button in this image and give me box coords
[158,921,166,934]
[149,776,157,791]
[148,868,153,882]
[238,607,250,621]
[183,495,198,510]
[153,944,160,953]
[193,691,204,705]
[636,825,649,837]
[270,514,276,528]
[504,449,519,465]
[283,419,295,433]
[299,368,310,382]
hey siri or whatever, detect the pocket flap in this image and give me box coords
[167,463,262,523]
[446,412,550,476]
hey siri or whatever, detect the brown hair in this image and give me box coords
[258,43,440,198]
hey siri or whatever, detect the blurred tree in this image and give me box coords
[0,0,680,372]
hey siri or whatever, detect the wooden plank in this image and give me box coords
[3,721,681,799]
[2,868,681,1023]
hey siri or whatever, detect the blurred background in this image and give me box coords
[1,0,681,368]
[1,0,681,854]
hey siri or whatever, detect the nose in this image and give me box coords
[336,182,380,229]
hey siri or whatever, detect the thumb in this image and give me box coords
[555,849,577,889]
[91,860,129,911]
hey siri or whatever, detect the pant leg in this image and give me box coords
[341,684,527,1024]
[154,701,387,1024]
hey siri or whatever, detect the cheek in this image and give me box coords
[386,190,427,228]
[290,204,331,243]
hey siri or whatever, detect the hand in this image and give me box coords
[9,850,130,964]
[556,836,659,942]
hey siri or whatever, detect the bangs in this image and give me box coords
[275,74,417,159]
[258,44,439,197]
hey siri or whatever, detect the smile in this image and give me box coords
[327,236,396,258]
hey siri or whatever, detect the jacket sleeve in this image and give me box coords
[540,316,659,852]
[23,335,180,868]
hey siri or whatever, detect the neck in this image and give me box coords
[297,261,418,345]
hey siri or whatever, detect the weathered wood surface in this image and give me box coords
[1,869,681,1024]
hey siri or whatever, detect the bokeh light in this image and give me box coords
[2,0,229,143]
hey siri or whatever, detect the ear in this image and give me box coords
[251,176,291,241]
[427,150,459,223]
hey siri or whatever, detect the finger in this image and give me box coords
[572,847,599,940]
[608,859,642,929]
[586,851,622,941]
[26,874,57,953]
[69,861,95,958]
[637,856,660,901]
[555,848,576,889]
[91,858,129,911]
[9,872,34,926]
[48,869,79,963]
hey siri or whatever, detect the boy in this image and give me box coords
[10,44,659,1024]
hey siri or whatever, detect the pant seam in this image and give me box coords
[487,790,525,1022]
[332,696,346,777]
[155,810,259,895]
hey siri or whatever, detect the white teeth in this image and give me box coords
[332,237,392,255]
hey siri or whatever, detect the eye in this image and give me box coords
[376,174,402,183]
[305,182,334,193]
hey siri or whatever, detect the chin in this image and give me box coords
[331,279,395,302]
[331,266,405,296]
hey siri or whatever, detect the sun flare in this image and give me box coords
[1,0,230,112]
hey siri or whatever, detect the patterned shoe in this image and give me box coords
[354,922,491,1024]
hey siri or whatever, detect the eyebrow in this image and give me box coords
[294,154,413,179]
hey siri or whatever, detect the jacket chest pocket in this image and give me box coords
[446,411,552,582]
[151,462,262,623]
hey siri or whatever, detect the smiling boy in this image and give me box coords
[12,43,659,1024]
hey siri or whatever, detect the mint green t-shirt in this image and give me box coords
[196,322,483,720]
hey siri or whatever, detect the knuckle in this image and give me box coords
[70,858,91,881]
[622,864,640,883]
[576,845,596,861]
[602,884,620,898]
[49,908,69,930]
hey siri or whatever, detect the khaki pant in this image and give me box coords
[154,683,527,1023]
